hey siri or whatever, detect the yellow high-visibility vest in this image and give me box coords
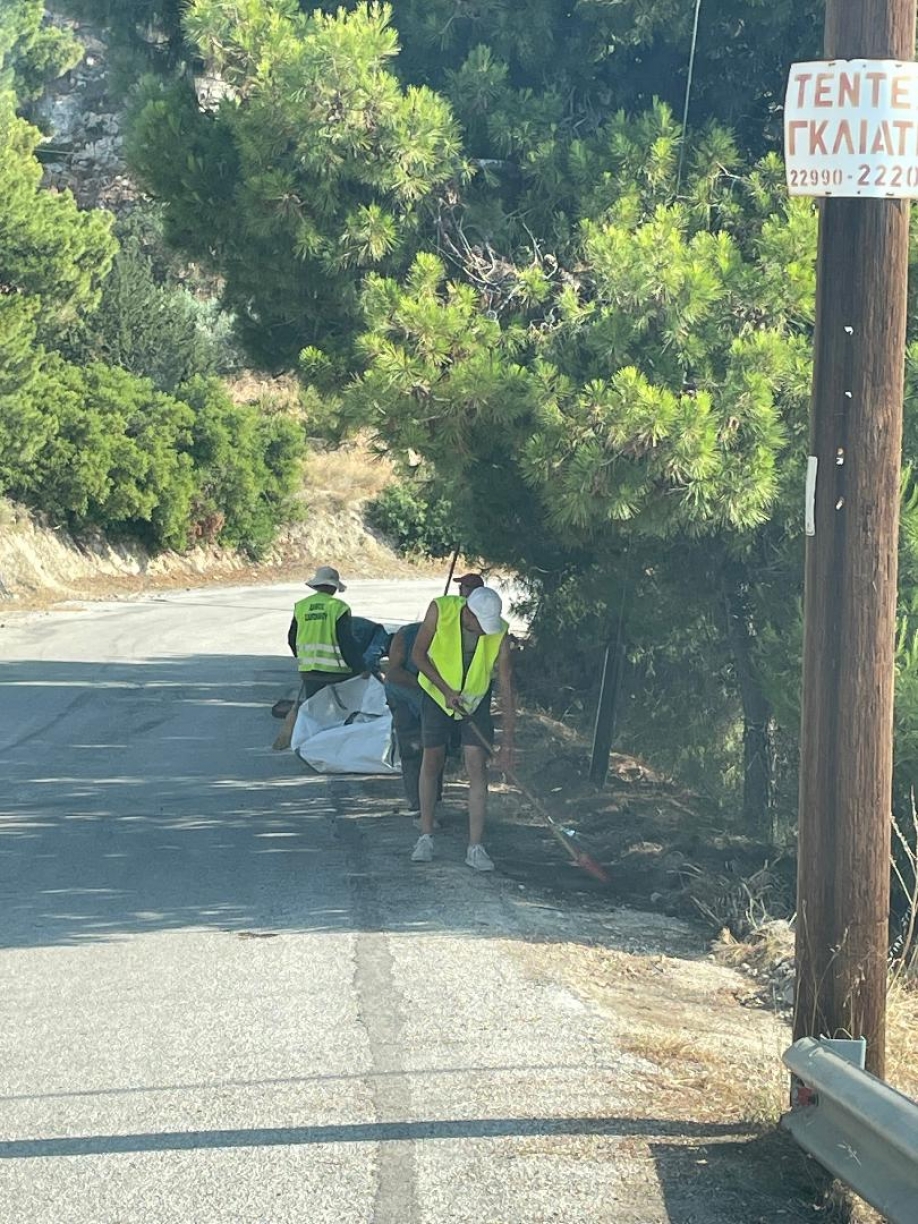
[418,596,507,717]
[294,592,351,673]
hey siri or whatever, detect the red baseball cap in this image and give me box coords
[454,573,484,591]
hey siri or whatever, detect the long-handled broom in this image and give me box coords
[463,715,610,885]
[439,548,607,883]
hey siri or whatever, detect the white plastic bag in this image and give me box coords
[292,675,399,775]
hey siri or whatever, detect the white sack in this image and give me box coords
[292,675,399,775]
[298,716,398,775]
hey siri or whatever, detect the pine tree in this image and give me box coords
[125,0,467,369]
[65,235,224,393]
[1,0,83,102]
[339,118,817,836]
[0,2,305,556]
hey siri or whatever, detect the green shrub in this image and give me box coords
[6,362,305,556]
[180,377,306,558]
[19,359,196,548]
[365,481,456,558]
[62,235,242,393]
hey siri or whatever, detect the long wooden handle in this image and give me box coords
[461,714,581,864]
[272,701,298,751]
[462,712,609,880]
[443,542,461,595]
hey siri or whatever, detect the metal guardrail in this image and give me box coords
[782,1036,918,1224]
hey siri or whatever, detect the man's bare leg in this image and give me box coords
[418,745,446,836]
[464,744,489,846]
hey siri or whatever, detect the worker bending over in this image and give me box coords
[385,575,483,815]
[410,585,515,872]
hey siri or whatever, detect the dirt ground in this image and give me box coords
[481,710,918,1108]
[337,699,901,1222]
[342,760,852,1223]
[487,712,796,939]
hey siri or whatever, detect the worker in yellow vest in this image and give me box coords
[287,565,365,703]
[410,585,515,871]
[384,574,484,816]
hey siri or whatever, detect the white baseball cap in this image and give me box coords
[305,565,346,592]
[466,586,503,634]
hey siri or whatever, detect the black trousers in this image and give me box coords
[390,702,422,811]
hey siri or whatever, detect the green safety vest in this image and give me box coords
[293,591,351,673]
[418,595,508,717]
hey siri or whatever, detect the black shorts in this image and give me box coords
[420,690,494,750]
[388,699,422,754]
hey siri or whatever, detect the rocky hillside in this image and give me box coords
[35,10,136,211]
[0,507,425,610]
[0,441,429,609]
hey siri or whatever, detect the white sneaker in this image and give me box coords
[466,844,495,872]
[411,834,434,863]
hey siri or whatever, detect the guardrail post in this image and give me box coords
[782,1037,918,1223]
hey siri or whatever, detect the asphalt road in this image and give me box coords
[0,582,800,1223]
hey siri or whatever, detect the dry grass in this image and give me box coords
[686,861,795,937]
[619,1021,789,1125]
[887,976,918,1098]
[620,1029,710,1065]
[714,918,918,1106]
[302,442,395,510]
[207,376,406,516]
[224,371,303,410]
[887,798,918,1101]
[712,920,795,973]
[518,936,793,1128]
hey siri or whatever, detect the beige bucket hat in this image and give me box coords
[305,565,346,592]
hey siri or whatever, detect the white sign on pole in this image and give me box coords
[784,60,918,197]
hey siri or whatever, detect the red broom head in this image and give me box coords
[575,851,611,885]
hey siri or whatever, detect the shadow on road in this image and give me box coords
[1,655,824,1222]
[2,653,347,949]
[0,1113,751,1158]
[1,654,632,952]
[0,1110,824,1221]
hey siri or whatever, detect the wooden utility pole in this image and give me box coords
[794,0,917,1077]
